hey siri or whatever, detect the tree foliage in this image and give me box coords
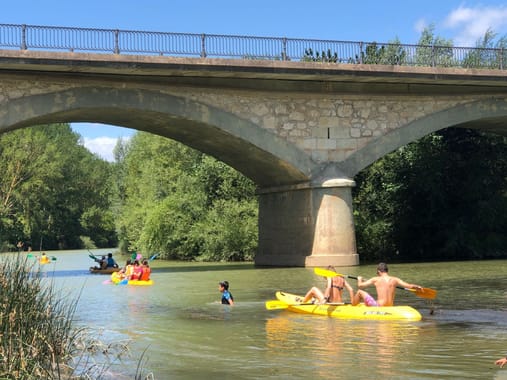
[302,48,338,63]
[0,124,116,251]
[113,132,258,262]
[463,28,507,68]
[357,39,406,65]
[414,24,454,67]
[354,129,507,262]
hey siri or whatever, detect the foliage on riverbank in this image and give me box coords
[354,128,507,262]
[0,124,117,252]
[112,133,258,262]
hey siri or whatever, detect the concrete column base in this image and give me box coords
[256,179,358,267]
[304,254,359,267]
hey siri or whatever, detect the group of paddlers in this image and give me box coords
[115,258,151,281]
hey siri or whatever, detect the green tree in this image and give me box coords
[415,24,454,67]
[463,28,507,68]
[0,124,116,250]
[115,132,258,261]
[354,129,507,262]
[302,48,338,63]
[358,39,406,65]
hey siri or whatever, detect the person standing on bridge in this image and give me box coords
[351,262,422,307]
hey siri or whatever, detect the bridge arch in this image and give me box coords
[0,87,315,188]
[0,85,359,267]
[340,98,507,177]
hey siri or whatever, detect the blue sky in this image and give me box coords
[3,0,507,161]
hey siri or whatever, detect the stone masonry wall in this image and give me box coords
[0,75,495,166]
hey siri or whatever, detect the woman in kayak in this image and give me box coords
[301,265,354,304]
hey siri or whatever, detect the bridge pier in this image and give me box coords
[256,179,359,267]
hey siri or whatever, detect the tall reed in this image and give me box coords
[0,254,153,379]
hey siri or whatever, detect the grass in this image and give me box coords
[0,254,153,379]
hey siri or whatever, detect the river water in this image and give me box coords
[32,250,507,379]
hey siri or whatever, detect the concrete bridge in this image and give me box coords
[1,49,507,266]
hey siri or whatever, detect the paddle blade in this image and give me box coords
[407,287,437,299]
[314,267,345,278]
[265,300,289,310]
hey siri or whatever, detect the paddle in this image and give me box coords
[313,267,437,300]
[148,253,159,261]
[88,249,100,261]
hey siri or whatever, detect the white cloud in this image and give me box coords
[443,5,507,46]
[414,18,428,34]
[82,136,129,162]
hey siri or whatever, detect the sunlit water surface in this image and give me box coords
[11,250,507,379]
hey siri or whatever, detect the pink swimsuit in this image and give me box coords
[363,293,379,307]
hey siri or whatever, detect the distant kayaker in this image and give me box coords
[351,262,422,307]
[106,253,118,268]
[301,265,354,304]
[39,252,50,264]
[93,255,107,269]
[130,260,143,280]
[496,356,507,368]
[115,259,133,280]
[139,260,151,281]
[219,281,234,305]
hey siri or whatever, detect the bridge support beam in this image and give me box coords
[256,179,359,267]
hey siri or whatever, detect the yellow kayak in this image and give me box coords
[274,291,422,321]
[111,272,153,286]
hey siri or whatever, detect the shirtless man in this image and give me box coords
[495,356,507,368]
[351,262,422,307]
[302,265,354,304]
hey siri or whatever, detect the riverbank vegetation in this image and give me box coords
[0,255,151,379]
[0,124,117,252]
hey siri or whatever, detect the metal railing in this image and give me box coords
[0,23,505,69]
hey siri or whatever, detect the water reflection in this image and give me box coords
[265,314,425,378]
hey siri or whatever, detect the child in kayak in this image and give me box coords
[219,281,234,305]
[139,260,151,281]
[130,260,143,280]
[116,259,133,280]
[39,252,50,264]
